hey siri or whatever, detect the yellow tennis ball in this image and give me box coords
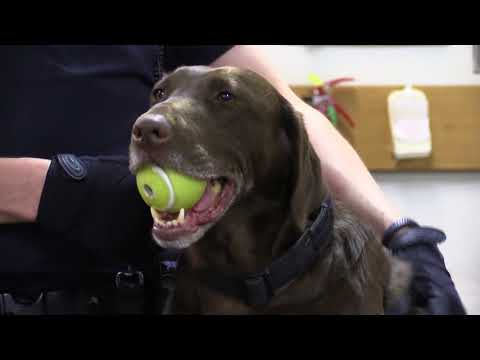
[136,166,207,212]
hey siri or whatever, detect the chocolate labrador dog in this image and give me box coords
[129,66,410,314]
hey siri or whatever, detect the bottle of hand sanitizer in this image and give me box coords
[387,84,432,159]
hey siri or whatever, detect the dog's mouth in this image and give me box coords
[149,176,237,246]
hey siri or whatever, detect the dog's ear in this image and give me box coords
[280,97,327,231]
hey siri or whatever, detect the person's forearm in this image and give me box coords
[212,45,401,234]
[0,213,17,223]
[292,102,401,233]
[0,158,50,223]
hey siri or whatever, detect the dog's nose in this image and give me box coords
[132,114,172,147]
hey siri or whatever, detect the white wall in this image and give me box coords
[258,45,480,85]
[257,45,480,314]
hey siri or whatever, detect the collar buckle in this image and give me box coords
[244,269,273,307]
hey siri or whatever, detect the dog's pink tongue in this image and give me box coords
[192,182,217,212]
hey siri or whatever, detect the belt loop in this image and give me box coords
[115,266,145,290]
[113,266,146,314]
[2,292,46,315]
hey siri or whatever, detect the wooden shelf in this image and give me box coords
[291,85,480,172]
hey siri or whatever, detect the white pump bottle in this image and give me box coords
[387,84,432,159]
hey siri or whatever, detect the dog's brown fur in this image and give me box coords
[129,66,410,314]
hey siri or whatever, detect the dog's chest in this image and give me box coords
[172,252,387,315]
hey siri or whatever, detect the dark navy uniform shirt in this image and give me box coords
[0,45,233,290]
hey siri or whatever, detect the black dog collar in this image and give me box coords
[192,197,334,307]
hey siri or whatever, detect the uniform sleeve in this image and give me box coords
[164,45,235,72]
[36,154,153,258]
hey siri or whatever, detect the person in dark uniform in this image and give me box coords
[0,45,466,314]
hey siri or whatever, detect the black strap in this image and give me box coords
[194,198,334,307]
[154,249,183,315]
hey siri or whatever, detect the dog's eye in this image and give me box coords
[153,88,166,101]
[217,91,234,102]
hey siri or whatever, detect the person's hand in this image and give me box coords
[384,223,467,315]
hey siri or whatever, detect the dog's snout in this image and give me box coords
[132,114,172,147]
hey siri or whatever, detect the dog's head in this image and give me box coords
[129,66,324,249]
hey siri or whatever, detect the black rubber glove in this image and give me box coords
[36,154,153,264]
[384,224,467,315]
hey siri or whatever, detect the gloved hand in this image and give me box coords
[384,222,467,315]
[36,154,153,263]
